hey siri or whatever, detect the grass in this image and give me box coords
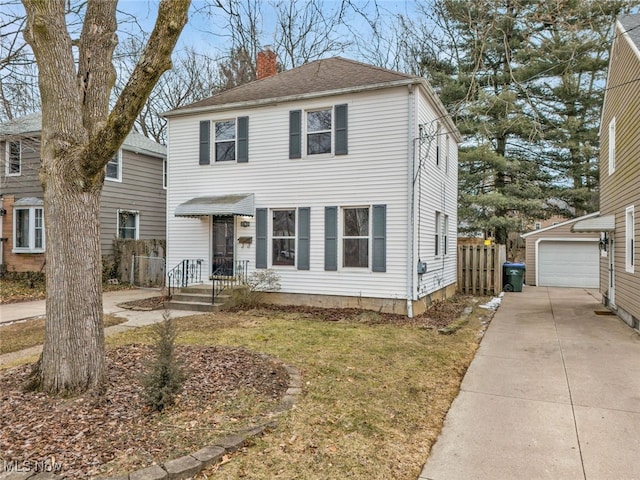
[0,315,126,355]
[106,302,490,480]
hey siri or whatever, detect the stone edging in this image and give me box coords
[0,362,302,480]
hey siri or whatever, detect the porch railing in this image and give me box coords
[167,258,204,297]
[211,260,249,304]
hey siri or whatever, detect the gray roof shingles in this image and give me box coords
[0,113,165,158]
[619,13,640,50]
[170,57,416,113]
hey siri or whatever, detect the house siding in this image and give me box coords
[414,89,458,303]
[599,20,640,326]
[167,87,415,300]
[523,220,599,286]
[101,150,166,255]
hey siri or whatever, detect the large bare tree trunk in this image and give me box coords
[22,0,190,396]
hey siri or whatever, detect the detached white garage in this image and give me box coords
[537,240,599,288]
[522,213,601,288]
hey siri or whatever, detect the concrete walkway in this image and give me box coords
[0,288,197,366]
[420,286,640,480]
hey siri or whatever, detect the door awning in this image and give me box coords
[571,214,615,232]
[175,193,254,217]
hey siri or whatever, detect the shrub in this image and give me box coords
[140,311,186,412]
[232,269,281,308]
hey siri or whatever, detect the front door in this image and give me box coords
[212,216,234,276]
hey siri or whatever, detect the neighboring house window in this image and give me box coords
[290,105,348,158]
[163,158,167,189]
[435,211,442,256]
[13,205,45,253]
[272,209,296,266]
[626,205,635,273]
[117,210,139,239]
[106,151,121,181]
[307,109,332,155]
[6,140,21,176]
[215,119,236,161]
[443,214,449,255]
[445,134,449,174]
[608,117,616,175]
[534,221,541,230]
[343,207,369,268]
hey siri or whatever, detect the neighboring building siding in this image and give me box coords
[523,219,599,286]
[100,150,166,255]
[167,87,414,300]
[599,20,640,324]
[1,137,43,198]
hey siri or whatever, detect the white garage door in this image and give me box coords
[538,241,599,288]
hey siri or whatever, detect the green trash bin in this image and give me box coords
[503,262,525,292]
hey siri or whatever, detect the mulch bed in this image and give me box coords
[0,345,289,478]
[122,295,472,329]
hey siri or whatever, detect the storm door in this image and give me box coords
[212,216,234,276]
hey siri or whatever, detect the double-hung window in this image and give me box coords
[343,207,369,268]
[13,202,45,253]
[106,151,121,181]
[118,210,139,239]
[307,109,332,155]
[6,140,21,176]
[272,210,296,266]
[608,118,616,175]
[435,211,442,256]
[443,214,449,255]
[626,205,635,273]
[290,104,348,159]
[215,120,236,161]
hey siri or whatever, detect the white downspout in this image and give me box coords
[406,84,416,318]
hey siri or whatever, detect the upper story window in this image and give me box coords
[13,200,45,253]
[118,210,139,239]
[608,117,616,176]
[435,123,441,167]
[215,120,236,161]
[5,140,21,176]
[534,221,542,230]
[199,117,248,165]
[290,104,348,159]
[443,214,449,255]
[106,151,121,181]
[307,109,332,155]
[626,205,635,273]
[272,209,296,266]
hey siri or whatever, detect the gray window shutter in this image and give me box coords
[289,110,302,159]
[335,104,348,155]
[199,120,210,165]
[256,208,267,269]
[372,204,386,272]
[298,207,310,270]
[324,206,338,271]
[237,116,249,163]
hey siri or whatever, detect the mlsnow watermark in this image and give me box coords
[3,459,63,473]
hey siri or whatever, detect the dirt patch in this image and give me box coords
[0,345,289,478]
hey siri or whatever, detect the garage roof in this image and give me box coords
[521,211,601,238]
[571,214,615,233]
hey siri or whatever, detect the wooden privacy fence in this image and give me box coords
[457,244,506,295]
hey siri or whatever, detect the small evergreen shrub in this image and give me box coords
[140,311,186,412]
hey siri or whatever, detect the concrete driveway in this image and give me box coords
[420,286,640,480]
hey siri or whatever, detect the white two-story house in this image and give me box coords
[164,54,460,316]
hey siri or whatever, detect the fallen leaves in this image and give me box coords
[0,344,289,478]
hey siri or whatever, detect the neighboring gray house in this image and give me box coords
[573,14,640,332]
[0,113,166,273]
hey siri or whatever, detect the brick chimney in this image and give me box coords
[256,45,277,80]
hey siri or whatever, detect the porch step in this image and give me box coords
[171,292,232,303]
[168,284,236,312]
